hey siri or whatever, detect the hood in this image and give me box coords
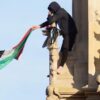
[48,2,61,13]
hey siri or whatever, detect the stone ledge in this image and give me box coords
[57,87,100,98]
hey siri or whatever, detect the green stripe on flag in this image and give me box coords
[0,28,32,70]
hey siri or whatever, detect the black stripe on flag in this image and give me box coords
[0,50,5,57]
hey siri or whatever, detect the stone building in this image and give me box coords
[46,0,100,100]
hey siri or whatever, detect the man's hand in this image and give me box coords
[31,25,40,30]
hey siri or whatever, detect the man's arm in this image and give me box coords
[39,21,49,28]
[31,21,49,30]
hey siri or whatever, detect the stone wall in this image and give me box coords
[46,0,100,100]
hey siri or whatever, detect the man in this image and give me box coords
[32,1,77,74]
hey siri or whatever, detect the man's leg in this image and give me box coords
[57,36,69,74]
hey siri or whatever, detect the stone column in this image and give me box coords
[48,36,59,85]
[88,0,100,89]
[46,41,60,100]
[46,25,60,100]
[72,0,88,89]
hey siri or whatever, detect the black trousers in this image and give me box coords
[59,35,69,67]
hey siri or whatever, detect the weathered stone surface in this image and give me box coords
[46,0,100,100]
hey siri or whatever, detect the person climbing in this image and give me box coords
[32,1,78,74]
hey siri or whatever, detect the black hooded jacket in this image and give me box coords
[40,2,77,66]
[40,2,77,36]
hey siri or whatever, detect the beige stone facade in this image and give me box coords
[46,0,100,100]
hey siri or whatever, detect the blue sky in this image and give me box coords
[0,0,72,100]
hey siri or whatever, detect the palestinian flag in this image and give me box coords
[0,28,33,70]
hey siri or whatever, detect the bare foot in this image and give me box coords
[57,66,63,74]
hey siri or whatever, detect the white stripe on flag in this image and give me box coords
[0,49,15,59]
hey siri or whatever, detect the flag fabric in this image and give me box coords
[0,28,33,69]
[0,50,5,57]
